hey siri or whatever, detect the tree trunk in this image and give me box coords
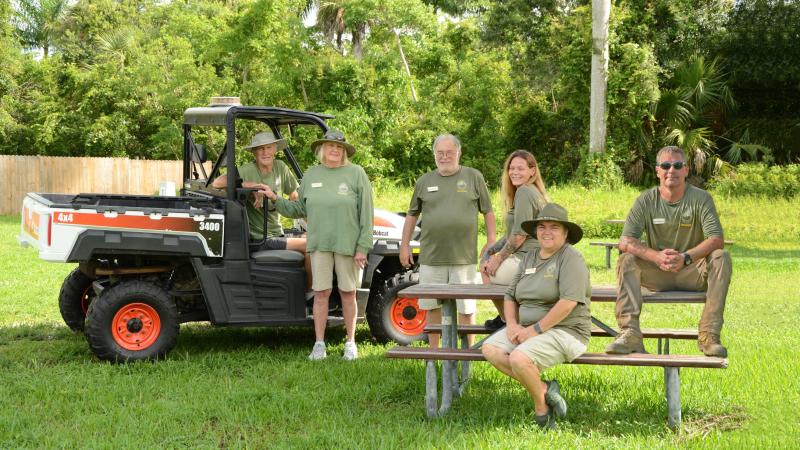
[590,0,610,154]
[395,30,418,103]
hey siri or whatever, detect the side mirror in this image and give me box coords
[190,144,207,163]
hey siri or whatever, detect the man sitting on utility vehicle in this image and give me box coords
[211,131,306,253]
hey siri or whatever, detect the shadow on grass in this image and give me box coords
[441,368,747,438]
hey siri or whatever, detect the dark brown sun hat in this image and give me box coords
[521,203,584,244]
[310,129,356,157]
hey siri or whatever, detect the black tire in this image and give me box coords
[58,268,95,332]
[366,271,426,345]
[85,280,179,363]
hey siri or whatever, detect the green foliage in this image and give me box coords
[0,0,797,194]
[710,163,800,199]
[574,151,626,191]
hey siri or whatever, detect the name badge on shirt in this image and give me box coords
[653,218,666,225]
[427,186,439,192]
[311,182,323,188]
[525,267,537,275]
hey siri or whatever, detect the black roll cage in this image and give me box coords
[181,106,332,200]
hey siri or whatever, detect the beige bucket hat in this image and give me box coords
[244,131,287,151]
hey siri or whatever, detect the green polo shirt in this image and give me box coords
[408,166,493,265]
[622,185,723,252]
[504,185,546,254]
[238,160,299,239]
[275,163,374,256]
[504,244,592,344]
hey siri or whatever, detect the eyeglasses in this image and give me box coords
[658,161,686,170]
[435,151,458,158]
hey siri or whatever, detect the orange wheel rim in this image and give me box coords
[80,286,92,314]
[390,297,426,336]
[111,303,161,351]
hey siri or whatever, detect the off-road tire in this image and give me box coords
[58,268,95,332]
[366,272,426,345]
[85,280,179,363]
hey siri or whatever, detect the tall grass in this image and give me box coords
[1,185,799,448]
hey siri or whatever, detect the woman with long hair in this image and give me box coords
[480,150,548,331]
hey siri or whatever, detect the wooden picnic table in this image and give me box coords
[393,283,723,429]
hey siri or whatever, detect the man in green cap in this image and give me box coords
[605,146,732,357]
[212,130,305,253]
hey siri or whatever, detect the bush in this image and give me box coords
[710,163,800,198]
[573,151,626,190]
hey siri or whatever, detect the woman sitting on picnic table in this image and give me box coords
[481,203,591,429]
[480,150,548,331]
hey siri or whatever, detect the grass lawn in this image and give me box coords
[1,185,799,448]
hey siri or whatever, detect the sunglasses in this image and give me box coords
[658,161,686,170]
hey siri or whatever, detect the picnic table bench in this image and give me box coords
[386,283,727,430]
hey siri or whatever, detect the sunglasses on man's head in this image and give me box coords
[658,161,686,170]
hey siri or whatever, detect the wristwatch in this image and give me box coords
[683,252,693,266]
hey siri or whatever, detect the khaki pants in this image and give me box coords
[615,249,732,335]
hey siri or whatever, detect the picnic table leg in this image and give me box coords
[664,367,681,430]
[440,300,458,411]
[605,246,612,269]
[459,335,471,396]
[425,360,438,418]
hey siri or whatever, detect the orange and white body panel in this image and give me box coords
[19,194,225,262]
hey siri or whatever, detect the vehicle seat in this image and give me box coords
[251,249,305,266]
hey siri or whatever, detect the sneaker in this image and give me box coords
[605,328,647,354]
[698,332,727,357]
[343,341,358,360]
[533,409,555,430]
[308,341,327,360]
[484,315,506,332]
[544,380,567,418]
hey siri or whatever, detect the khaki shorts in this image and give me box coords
[310,251,359,292]
[417,264,477,315]
[483,327,587,371]
[488,254,521,285]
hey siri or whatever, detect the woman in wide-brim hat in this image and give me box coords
[263,129,373,361]
[481,203,592,429]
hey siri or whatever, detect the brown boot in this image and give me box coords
[698,332,728,357]
[605,328,647,354]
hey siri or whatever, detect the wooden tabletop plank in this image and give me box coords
[398,284,707,303]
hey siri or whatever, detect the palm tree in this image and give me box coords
[655,55,736,176]
[13,0,69,58]
[305,0,367,60]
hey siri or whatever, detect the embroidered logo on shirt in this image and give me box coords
[680,211,692,227]
[456,179,467,192]
[544,264,556,278]
[338,182,349,195]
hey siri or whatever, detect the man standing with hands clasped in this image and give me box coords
[605,146,732,357]
[399,134,496,348]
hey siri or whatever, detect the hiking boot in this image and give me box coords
[343,341,359,360]
[698,332,727,357]
[484,315,506,332]
[544,380,567,418]
[605,328,647,354]
[308,341,327,360]
[533,409,555,430]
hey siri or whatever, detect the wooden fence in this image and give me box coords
[0,156,201,215]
